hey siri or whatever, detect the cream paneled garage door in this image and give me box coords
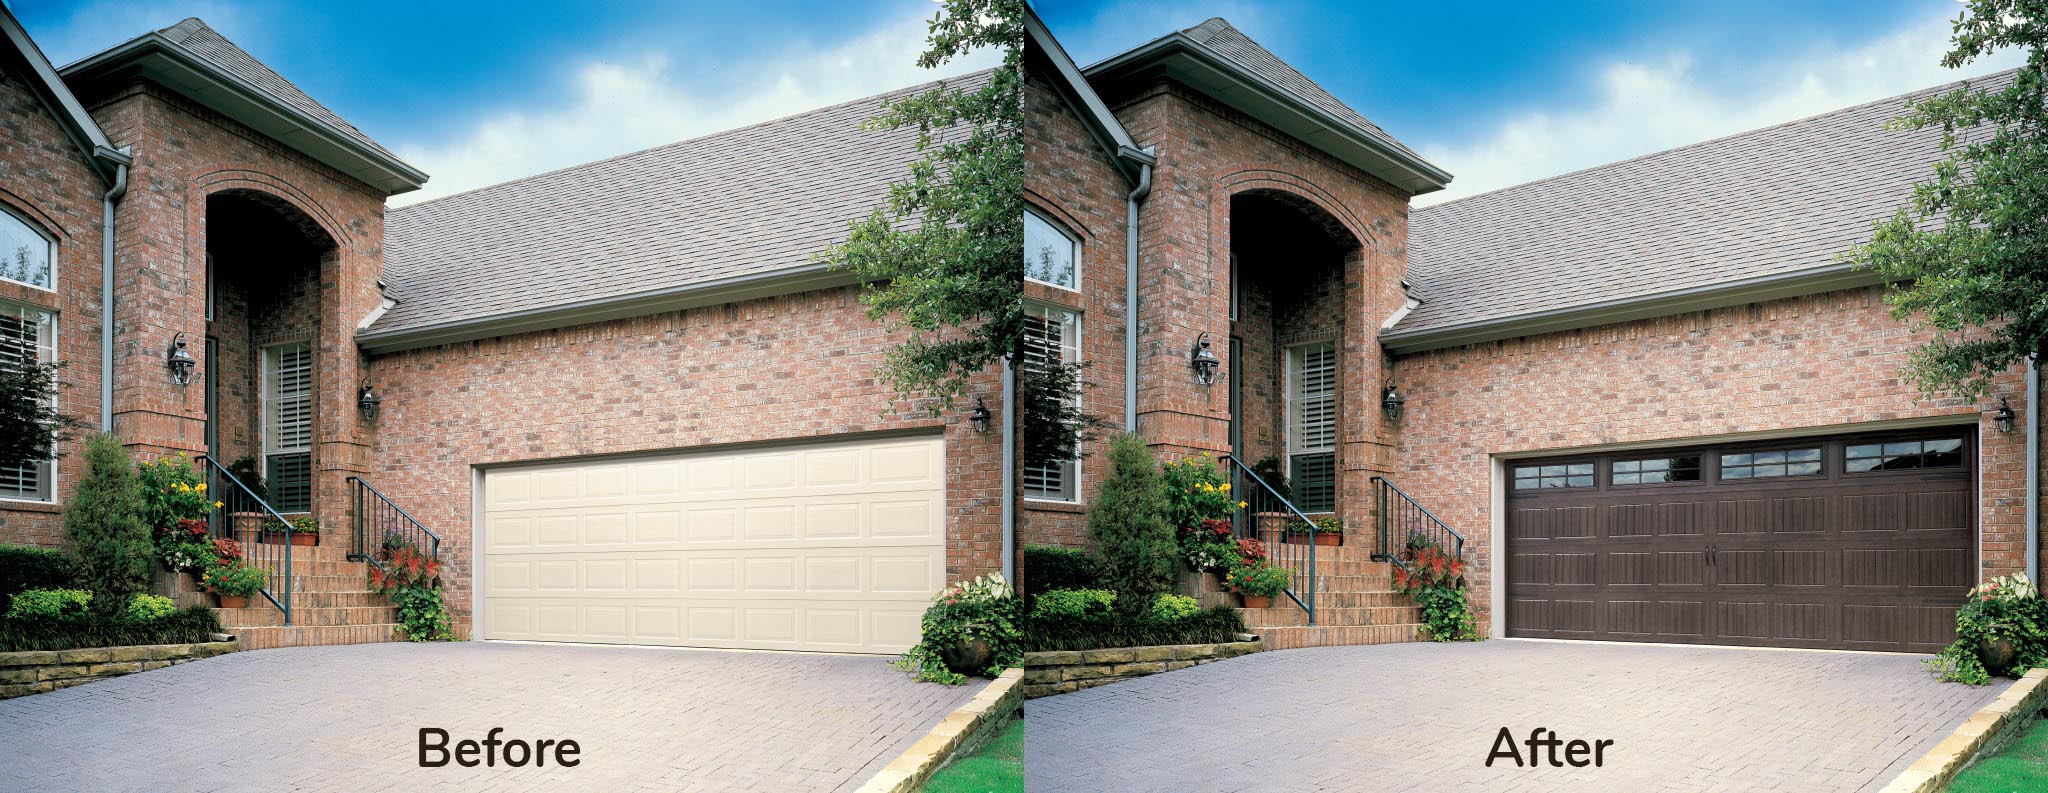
[481,435,944,654]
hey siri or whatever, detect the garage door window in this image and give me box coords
[1611,455,1700,485]
[1513,462,1592,490]
[1719,448,1820,479]
[1845,437,1963,472]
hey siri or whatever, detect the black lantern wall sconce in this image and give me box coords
[970,397,991,433]
[1994,397,2015,434]
[166,332,196,385]
[1190,332,1220,385]
[357,384,383,421]
[1381,384,1406,421]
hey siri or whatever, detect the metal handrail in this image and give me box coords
[1371,475,1466,565]
[195,454,292,624]
[347,477,440,568]
[1220,454,1316,625]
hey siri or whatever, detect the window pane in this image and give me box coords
[1926,438,1962,454]
[1788,462,1822,476]
[1567,475,1594,487]
[267,452,311,513]
[1787,448,1821,462]
[1289,343,1336,454]
[1722,453,1751,466]
[1567,463,1593,476]
[1613,460,1641,474]
[1723,466,1752,479]
[1845,457,1881,473]
[0,303,54,500]
[1753,450,1785,465]
[1846,444,1881,459]
[1513,477,1539,490]
[1021,304,1081,500]
[1540,465,1565,477]
[1024,211,1077,289]
[1290,452,1335,512]
[0,211,52,290]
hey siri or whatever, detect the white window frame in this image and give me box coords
[1022,302,1082,502]
[0,300,57,503]
[1285,341,1337,510]
[1024,208,1080,292]
[261,341,313,511]
[0,205,55,293]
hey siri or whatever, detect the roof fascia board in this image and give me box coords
[1380,264,1887,354]
[62,35,427,194]
[1087,35,1451,193]
[356,264,862,354]
[1026,9,1147,184]
[1,9,122,183]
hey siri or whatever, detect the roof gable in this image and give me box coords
[0,5,127,184]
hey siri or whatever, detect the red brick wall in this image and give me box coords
[0,62,108,548]
[1021,72,1131,549]
[1390,286,2041,635]
[362,286,1008,638]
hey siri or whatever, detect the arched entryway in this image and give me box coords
[202,188,339,515]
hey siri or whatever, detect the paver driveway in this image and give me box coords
[0,641,974,792]
[1025,640,2003,792]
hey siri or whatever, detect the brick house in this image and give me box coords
[0,10,1009,652]
[1024,9,2045,652]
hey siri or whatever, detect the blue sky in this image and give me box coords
[9,1,2024,206]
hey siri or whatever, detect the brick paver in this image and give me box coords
[1024,640,2004,792]
[0,642,975,792]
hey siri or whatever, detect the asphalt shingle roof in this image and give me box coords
[375,73,987,336]
[1399,69,2018,336]
[1178,18,1424,163]
[156,18,401,163]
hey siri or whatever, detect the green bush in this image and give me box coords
[1147,594,1202,623]
[1021,545,1101,597]
[136,453,211,532]
[1029,588,1116,620]
[891,574,1023,685]
[1088,434,1176,614]
[0,606,219,652]
[1928,574,2048,685]
[1160,453,1235,531]
[4,588,92,620]
[290,516,320,534]
[1225,562,1291,598]
[1022,606,1244,652]
[64,434,152,613]
[1249,456,1291,501]
[202,562,268,599]
[0,545,75,612]
[122,593,178,624]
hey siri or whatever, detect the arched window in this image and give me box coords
[0,208,53,291]
[1024,208,1078,291]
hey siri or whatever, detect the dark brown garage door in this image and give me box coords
[1505,428,1975,653]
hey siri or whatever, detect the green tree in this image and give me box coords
[1849,1,2048,397]
[64,434,152,612]
[824,0,1024,414]
[1087,434,1176,613]
[0,326,79,472]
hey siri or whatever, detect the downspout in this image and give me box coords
[98,148,130,431]
[1001,359,1016,582]
[1122,147,1154,432]
[2028,353,2040,582]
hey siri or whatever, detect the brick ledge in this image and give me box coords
[1878,668,2048,793]
[854,667,1023,793]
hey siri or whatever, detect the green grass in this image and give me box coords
[1948,714,2048,793]
[920,715,1021,793]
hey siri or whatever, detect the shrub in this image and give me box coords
[290,516,320,534]
[1022,545,1100,597]
[367,542,454,641]
[65,434,152,613]
[389,584,455,642]
[1393,543,1479,642]
[891,574,1023,685]
[122,593,177,624]
[1927,574,2048,685]
[0,545,75,612]
[1177,518,1239,574]
[1023,605,1244,652]
[1249,456,1290,501]
[136,453,212,531]
[0,606,219,652]
[1161,453,1236,530]
[1147,593,1201,623]
[1313,516,1343,534]
[226,456,267,502]
[1029,588,1116,620]
[4,588,92,620]
[1088,434,1175,613]
[154,518,217,574]
[1225,562,1291,598]
[202,561,267,599]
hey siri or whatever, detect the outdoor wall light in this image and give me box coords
[1381,384,1407,421]
[166,332,196,385]
[1190,332,1220,385]
[1994,397,2015,434]
[358,384,384,421]
[969,397,991,433]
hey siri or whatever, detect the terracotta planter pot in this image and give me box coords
[290,533,318,547]
[940,635,993,676]
[1315,533,1343,547]
[258,531,290,546]
[1979,634,2019,677]
[1282,532,1315,545]
[1240,593,1273,609]
[215,593,249,609]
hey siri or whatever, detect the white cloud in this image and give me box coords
[1414,10,2027,207]
[391,10,1000,206]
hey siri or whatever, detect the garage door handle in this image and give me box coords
[1707,544,1717,565]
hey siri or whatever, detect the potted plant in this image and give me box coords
[1226,561,1290,609]
[1312,516,1344,547]
[288,516,320,547]
[202,560,267,608]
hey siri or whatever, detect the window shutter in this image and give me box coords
[267,344,313,453]
[1290,343,1336,453]
[1021,305,1080,501]
[0,305,53,501]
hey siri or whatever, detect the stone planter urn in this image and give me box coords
[940,634,993,676]
[1978,633,2019,677]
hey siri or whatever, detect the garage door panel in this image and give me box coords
[1507,429,1972,652]
[482,435,945,654]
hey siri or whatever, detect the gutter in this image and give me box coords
[1122,146,1155,431]
[1001,360,1016,582]
[2029,353,2040,582]
[98,146,131,431]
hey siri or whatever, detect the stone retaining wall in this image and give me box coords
[0,637,239,700]
[1021,637,1262,699]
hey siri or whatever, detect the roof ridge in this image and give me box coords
[391,67,990,214]
[1414,66,2021,215]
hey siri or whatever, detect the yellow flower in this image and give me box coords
[1220,483,1231,492]
[1239,501,1248,509]
[215,501,224,509]
[196,483,207,492]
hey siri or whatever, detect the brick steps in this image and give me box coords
[212,551,407,651]
[230,623,403,651]
[1241,605,1420,627]
[218,605,397,627]
[1241,552,1432,651]
[1254,624,1426,651]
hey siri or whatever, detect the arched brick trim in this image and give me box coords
[1211,169,1380,254]
[188,169,350,255]
[0,187,73,241]
[1025,188,1096,240]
